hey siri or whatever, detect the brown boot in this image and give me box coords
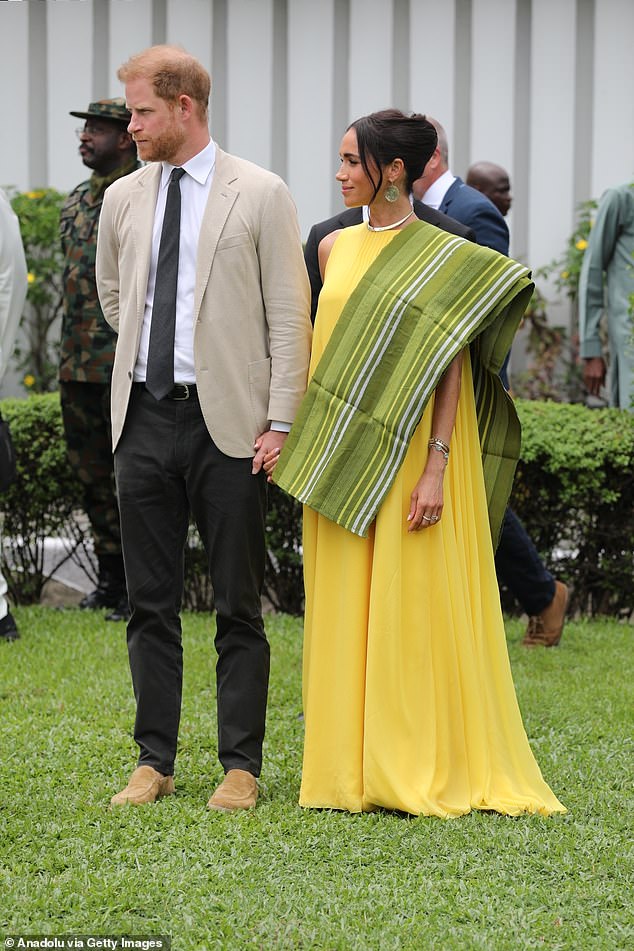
[523,581,569,647]
[110,765,175,806]
[207,769,258,812]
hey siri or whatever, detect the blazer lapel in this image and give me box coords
[128,165,161,323]
[194,149,238,320]
[439,178,462,214]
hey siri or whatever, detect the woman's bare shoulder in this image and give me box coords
[317,229,343,279]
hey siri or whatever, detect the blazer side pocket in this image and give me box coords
[247,357,272,432]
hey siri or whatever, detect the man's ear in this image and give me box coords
[178,94,194,119]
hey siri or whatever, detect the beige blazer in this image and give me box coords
[96,148,312,456]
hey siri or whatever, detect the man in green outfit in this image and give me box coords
[60,99,140,620]
[579,181,634,411]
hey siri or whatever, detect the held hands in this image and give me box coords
[253,430,287,481]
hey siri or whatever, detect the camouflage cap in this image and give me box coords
[69,98,131,124]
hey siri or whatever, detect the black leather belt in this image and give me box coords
[166,383,197,400]
[133,382,197,400]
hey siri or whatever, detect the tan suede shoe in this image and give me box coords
[110,765,175,806]
[523,581,569,647]
[207,769,258,812]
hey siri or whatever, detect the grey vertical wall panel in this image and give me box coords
[392,0,410,111]
[92,0,111,98]
[573,0,595,214]
[452,0,472,177]
[330,0,351,212]
[211,0,228,147]
[271,0,289,180]
[512,0,532,264]
[152,0,168,44]
[28,2,48,188]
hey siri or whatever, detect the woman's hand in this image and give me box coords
[407,466,444,532]
[262,446,281,481]
[253,432,286,482]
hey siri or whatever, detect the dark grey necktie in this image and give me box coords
[146,166,186,400]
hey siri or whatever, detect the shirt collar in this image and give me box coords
[422,169,456,209]
[160,138,217,188]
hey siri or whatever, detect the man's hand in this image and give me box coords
[253,430,288,480]
[583,356,606,396]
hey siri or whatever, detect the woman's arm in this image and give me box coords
[407,351,463,532]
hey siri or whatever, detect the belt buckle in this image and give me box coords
[171,383,190,401]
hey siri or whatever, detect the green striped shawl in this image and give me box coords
[274,222,534,540]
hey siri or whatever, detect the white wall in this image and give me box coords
[0,0,632,322]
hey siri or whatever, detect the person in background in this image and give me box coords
[412,119,509,255]
[0,189,28,641]
[96,45,311,810]
[578,181,634,410]
[466,160,513,217]
[269,109,564,818]
[414,130,568,648]
[60,99,140,622]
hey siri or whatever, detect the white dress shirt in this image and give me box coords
[421,170,456,209]
[134,139,216,384]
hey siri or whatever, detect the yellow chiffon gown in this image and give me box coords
[299,225,565,817]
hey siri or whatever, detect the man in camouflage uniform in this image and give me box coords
[60,99,139,621]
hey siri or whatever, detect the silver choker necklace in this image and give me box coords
[367,208,415,232]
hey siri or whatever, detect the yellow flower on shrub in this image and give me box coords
[576,239,588,251]
[561,271,569,280]
[25,190,45,200]
[23,375,36,388]
[27,272,35,284]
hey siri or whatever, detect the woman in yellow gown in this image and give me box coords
[270,110,565,818]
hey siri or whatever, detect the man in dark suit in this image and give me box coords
[304,199,474,321]
[413,128,568,647]
[412,119,509,257]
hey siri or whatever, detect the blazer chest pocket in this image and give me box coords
[216,232,251,252]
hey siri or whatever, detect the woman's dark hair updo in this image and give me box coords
[348,109,437,203]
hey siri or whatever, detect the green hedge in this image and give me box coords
[2,394,632,618]
[510,399,634,618]
[0,393,89,603]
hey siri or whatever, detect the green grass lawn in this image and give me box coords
[1,607,632,950]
